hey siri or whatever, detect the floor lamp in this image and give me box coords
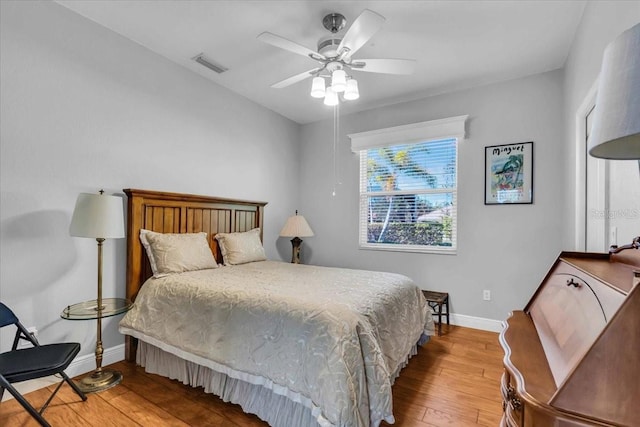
[69,190,125,393]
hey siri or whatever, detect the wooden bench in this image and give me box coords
[422,290,450,336]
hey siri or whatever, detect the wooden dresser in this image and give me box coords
[499,241,640,427]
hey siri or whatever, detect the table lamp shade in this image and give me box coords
[279,213,314,238]
[70,192,125,239]
[588,23,640,160]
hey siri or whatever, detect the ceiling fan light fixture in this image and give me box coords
[331,69,347,92]
[324,86,339,106]
[344,79,359,100]
[310,76,326,98]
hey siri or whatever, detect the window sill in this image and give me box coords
[359,244,457,255]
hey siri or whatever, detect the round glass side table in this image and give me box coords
[61,298,132,320]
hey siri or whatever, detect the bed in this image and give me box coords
[119,189,434,427]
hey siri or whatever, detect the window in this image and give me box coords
[349,116,467,254]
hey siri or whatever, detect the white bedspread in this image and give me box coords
[119,261,434,427]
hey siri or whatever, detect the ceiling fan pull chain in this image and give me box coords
[332,103,341,196]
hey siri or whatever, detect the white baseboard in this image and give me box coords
[437,313,503,333]
[1,344,126,401]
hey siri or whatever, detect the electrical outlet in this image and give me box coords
[483,290,491,301]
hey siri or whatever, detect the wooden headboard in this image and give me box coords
[123,189,267,360]
[124,188,267,303]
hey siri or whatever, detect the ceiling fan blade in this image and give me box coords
[257,32,325,60]
[337,9,385,59]
[271,68,320,89]
[350,59,416,75]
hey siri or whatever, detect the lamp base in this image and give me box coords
[76,368,123,393]
[290,237,303,264]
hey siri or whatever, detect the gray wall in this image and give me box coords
[298,70,565,325]
[0,1,301,355]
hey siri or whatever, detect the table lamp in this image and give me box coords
[588,23,640,160]
[69,190,125,392]
[279,210,314,264]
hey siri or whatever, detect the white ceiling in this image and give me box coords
[55,1,586,124]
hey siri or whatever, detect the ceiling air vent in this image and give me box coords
[192,54,228,74]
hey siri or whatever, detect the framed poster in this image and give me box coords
[484,141,533,205]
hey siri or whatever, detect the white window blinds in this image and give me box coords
[350,116,467,254]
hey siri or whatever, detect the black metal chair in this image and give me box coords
[0,302,87,427]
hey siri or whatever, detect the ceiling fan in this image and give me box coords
[257,9,416,103]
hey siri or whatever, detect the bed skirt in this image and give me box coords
[136,337,428,427]
[138,341,321,426]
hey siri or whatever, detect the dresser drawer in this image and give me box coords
[528,261,625,386]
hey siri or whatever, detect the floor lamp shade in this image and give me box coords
[70,193,125,239]
[588,23,640,160]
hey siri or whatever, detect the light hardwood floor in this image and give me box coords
[0,325,504,426]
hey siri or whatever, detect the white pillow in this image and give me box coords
[140,229,217,277]
[140,229,161,276]
[214,228,266,265]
